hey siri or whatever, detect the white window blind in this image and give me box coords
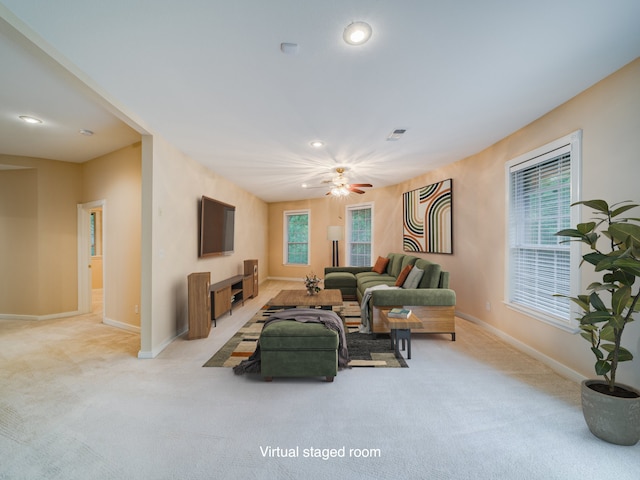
[506,131,581,331]
[346,204,373,266]
[284,210,309,265]
[509,151,571,319]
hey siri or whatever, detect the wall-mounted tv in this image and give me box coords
[199,195,235,257]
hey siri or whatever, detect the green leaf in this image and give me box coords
[595,360,611,376]
[582,311,613,324]
[609,314,627,329]
[617,348,634,362]
[580,332,595,343]
[574,200,609,213]
[612,258,640,277]
[610,204,639,218]
[600,325,616,342]
[609,223,640,246]
[612,285,631,315]
[583,252,606,267]
[555,229,585,239]
[589,292,608,311]
[577,222,596,234]
[590,347,604,359]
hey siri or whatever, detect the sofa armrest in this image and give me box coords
[371,288,456,307]
[324,266,372,275]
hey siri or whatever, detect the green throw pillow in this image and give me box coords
[403,266,424,289]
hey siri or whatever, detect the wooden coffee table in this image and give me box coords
[269,289,343,310]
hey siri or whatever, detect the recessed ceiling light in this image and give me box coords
[19,115,43,124]
[343,21,372,46]
[310,141,324,148]
[79,129,94,136]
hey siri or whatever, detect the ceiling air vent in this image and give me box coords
[387,128,407,141]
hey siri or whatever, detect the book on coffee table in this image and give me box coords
[387,308,411,318]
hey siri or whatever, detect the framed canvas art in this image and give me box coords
[403,179,453,254]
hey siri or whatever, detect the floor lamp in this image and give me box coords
[327,226,343,267]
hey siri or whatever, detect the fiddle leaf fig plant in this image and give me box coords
[556,200,640,394]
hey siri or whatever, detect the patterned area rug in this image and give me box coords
[203,301,408,368]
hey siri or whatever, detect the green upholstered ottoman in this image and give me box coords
[260,321,339,382]
[323,272,357,300]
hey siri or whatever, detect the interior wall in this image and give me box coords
[140,134,269,358]
[268,187,405,280]
[0,167,38,315]
[266,58,640,388]
[82,143,142,329]
[0,155,81,317]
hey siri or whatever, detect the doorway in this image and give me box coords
[78,200,106,317]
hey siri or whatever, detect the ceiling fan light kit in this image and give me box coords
[343,21,372,45]
[323,167,373,197]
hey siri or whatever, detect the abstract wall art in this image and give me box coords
[403,179,453,254]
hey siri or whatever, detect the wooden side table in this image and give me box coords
[380,310,423,359]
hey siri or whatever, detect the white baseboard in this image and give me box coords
[0,310,81,321]
[103,317,140,334]
[456,311,586,385]
[267,276,306,282]
[137,327,187,359]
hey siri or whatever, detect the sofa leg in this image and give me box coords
[451,333,456,341]
[325,376,334,382]
[264,376,273,382]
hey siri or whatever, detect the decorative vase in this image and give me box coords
[581,379,640,446]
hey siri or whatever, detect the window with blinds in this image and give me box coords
[346,203,373,266]
[506,131,582,331]
[284,210,309,265]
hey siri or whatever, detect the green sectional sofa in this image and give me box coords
[324,253,456,338]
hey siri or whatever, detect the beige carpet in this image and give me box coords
[2,287,639,479]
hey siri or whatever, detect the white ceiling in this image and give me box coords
[1,1,639,202]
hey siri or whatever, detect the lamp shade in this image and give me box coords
[327,226,343,241]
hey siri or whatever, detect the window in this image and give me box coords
[284,210,309,265]
[505,131,581,331]
[346,203,373,266]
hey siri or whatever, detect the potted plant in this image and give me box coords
[304,272,322,295]
[556,199,640,445]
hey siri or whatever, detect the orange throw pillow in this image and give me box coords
[372,256,389,274]
[395,265,413,286]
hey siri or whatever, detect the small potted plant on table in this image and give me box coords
[304,273,322,295]
[556,199,640,445]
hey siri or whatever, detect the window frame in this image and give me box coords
[345,202,374,267]
[504,130,582,333]
[283,209,310,265]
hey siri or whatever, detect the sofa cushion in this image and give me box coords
[324,271,357,288]
[403,266,424,289]
[372,256,389,274]
[395,265,413,286]
[260,321,338,350]
[359,276,396,290]
[414,259,442,288]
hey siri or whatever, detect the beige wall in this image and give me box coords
[0,155,82,317]
[267,58,640,388]
[82,143,142,329]
[140,134,269,357]
[0,167,38,314]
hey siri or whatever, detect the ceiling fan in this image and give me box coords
[322,167,373,196]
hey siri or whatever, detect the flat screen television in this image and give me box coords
[199,195,235,257]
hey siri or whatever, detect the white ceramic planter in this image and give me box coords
[581,379,640,446]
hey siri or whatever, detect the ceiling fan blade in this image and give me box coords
[349,183,373,188]
[348,187,365,194]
